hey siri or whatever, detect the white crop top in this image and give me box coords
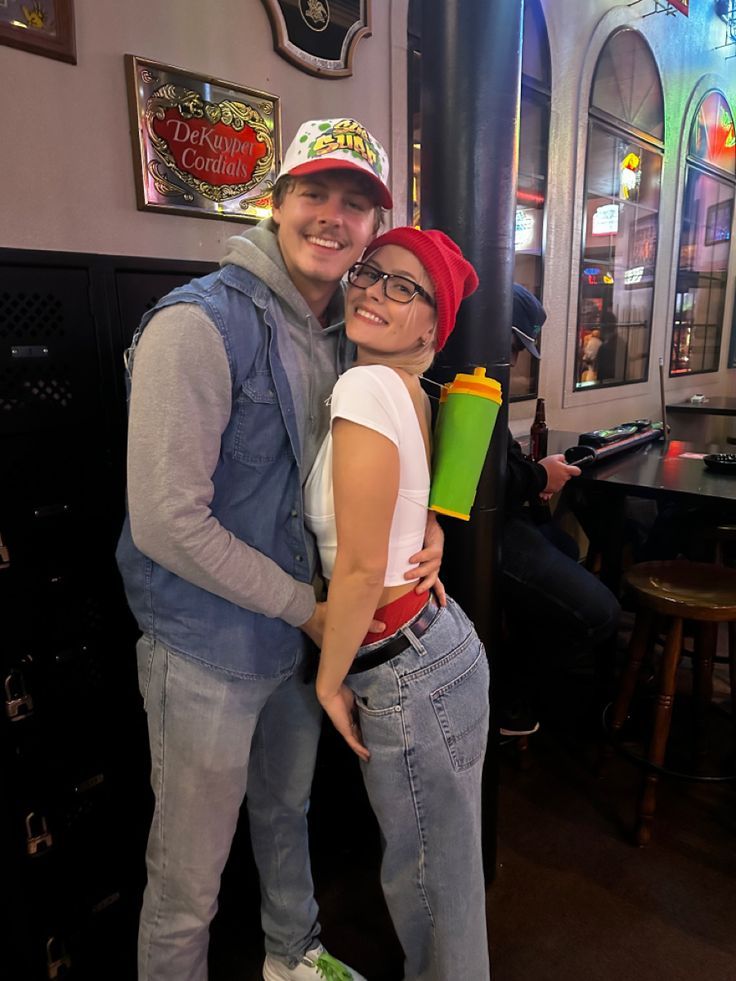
[304,365,430,584]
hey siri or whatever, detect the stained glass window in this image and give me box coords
[688,91,736,176]
[671,91,735,376]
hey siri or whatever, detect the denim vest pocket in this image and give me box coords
[233,372,285,465]
[431,649,489,771]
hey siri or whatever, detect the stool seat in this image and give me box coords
[625,560,736,620]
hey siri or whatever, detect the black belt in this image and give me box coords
[348,596,440,675]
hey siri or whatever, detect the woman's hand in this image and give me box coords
[317,684,370,762]
[405,511,446,605]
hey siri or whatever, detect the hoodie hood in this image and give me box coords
[220,218,350,480]
[221,219,342,327]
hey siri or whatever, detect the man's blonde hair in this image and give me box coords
[271,174,384,234]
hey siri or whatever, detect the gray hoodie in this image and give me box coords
[126,220,350,627]
[220,221,351,479]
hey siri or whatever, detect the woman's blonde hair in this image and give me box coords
[354,301,438,376]
[400,326,437,375]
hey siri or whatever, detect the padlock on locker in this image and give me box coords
[46,936,72,979]
[4,668,34,721]
[26,812,53,857]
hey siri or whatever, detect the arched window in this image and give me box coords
[511,0,551,402]
[575,29,664,391]
[670,91,735,376]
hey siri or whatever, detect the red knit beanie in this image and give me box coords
[363,227,479,352]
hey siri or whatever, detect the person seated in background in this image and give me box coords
[581,327,602,381]
[498,285,621,737]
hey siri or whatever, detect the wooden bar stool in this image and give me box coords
[608,560,736,846]
[712,524,736,718]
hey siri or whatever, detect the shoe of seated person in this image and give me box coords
[499,700,540,737]
[263,944,367,981]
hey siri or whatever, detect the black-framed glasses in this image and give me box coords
[347,262,436,307]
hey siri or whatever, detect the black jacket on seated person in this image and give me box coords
[505,432,548,519]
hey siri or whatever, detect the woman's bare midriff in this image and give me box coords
[377,581,422,609]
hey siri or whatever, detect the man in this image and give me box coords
[116,118,442,981]
[499,284,621,737]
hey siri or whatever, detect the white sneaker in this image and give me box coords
[263,944,367,981]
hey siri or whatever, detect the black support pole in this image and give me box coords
[420,0,524,880]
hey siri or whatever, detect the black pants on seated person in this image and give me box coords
[500,514,621,718]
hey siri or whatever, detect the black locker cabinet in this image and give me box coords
[1,251,214,980]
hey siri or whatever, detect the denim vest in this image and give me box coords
[116,264,345,679]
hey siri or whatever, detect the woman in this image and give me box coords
[304,227,491,980]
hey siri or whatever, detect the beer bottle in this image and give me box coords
[529,397,548,461]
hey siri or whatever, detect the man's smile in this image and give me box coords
[305,234,343,251]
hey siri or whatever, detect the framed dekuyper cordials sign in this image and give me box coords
[125,55,281,222]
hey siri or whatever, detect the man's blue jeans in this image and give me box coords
[136,637,322,981]
[347,597,491,981]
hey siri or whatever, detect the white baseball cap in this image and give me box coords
[277,118,392,209]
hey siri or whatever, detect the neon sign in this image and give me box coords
[620,152,641,200]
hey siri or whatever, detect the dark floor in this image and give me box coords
[489,715,736,981]
[209,626,736,981]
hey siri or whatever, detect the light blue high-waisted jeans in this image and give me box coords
[347,596,491,981]
[136,637,323,981]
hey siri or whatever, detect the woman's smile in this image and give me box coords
[353,304,388,326]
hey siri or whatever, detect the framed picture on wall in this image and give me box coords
[126,55,281,223]
[704,199,733,246]
[261,0,371,77]
[0,0,76,63]
[623,212,657,289]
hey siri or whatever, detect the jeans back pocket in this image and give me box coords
[431,649,489,771]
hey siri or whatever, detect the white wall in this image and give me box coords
[511,0,736,438]
[0,0,406,261]
[1,0,733,440]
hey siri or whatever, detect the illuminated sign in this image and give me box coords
[126,55,281,223]
[690,91,736,173]
[705,199,733,245]
[620,152,641,200]
[624,266,645,285]
[592,203,619,236]
[515,208,536,250]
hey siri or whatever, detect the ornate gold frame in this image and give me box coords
[126,56,281,223]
